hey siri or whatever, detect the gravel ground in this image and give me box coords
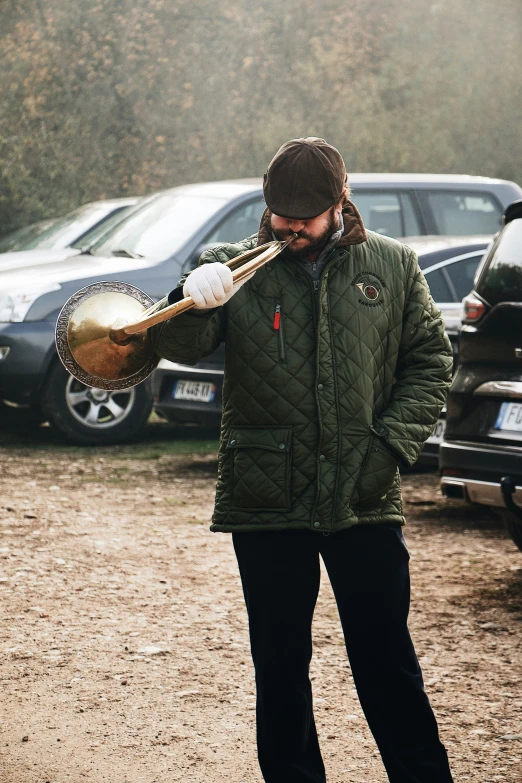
[1,421,522,783]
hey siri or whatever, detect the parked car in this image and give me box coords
[0,219,59,253]
[0,198,137,268]
[153,237,491,461]
[1,175,519,445]
[440,200,522,551]
[0,181,266,444]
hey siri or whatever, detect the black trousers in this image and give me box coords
[232,525,454,783]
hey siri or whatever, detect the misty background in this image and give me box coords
[1,0,521,236]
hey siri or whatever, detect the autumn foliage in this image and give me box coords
[0,0,520,235]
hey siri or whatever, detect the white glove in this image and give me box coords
[183,262,255,309]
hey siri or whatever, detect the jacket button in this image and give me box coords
[314,521,321,528]
[317,384,324,391]
[278,443,285,450]
[319,454,326,462]
[230,439,237,446]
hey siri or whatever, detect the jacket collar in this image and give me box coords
[256,198,367,248]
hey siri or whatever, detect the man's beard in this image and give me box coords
[272,209,341,260]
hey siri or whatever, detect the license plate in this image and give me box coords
[495,401,522,432]
[173,380,216,403]
[427,418,446,444]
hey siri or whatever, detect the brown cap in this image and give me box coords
[263,137,347,220]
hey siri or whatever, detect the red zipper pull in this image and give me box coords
[273,303,281,330]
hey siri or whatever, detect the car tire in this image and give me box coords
[502,510,522,554]
[41,360,153,445]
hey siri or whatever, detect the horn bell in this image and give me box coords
[55,281,159,390]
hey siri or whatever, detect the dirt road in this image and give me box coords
[1,422,522,782]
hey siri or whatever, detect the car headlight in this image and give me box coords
[0,285,61,323]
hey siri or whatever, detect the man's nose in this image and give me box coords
[288,219,306,232]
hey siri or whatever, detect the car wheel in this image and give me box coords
[502,510,522,554]
[41,360,153,445]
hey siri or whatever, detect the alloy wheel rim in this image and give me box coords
[65,375,136,429]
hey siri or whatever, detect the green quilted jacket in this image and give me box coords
[150,206,452,534]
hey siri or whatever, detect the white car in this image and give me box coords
[0,198,138,270]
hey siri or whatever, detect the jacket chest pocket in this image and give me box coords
[227,426,292,512]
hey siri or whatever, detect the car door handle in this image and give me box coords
[516,348,522,360]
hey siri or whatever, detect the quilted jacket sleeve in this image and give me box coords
[373,249,453,467]
[148,251,225,366]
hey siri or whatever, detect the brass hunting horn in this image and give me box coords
[55,236,296,391]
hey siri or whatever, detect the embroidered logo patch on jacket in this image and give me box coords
[352,272,385,306]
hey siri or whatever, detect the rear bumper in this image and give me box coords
[152,359,223,425]
[440,439,522,509]
[441,476,522,508]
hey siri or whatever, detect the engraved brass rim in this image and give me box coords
[55,281,158,390]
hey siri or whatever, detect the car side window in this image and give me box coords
[350,191,421,238]
[477,220,522,305]
[424,268,453,302]
[444,255,484,300]
[426,191,502,235]
[206,199,266,244]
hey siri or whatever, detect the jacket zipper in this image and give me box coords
[312,280,319,325]
[284,254,340,532]
[273,302,286,361]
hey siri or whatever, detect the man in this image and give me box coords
[150,138,454,783]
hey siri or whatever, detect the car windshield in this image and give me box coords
[14,204,120,251]
[477,220,522,305]
[70,204,141,251]
[0,219,60,252]
[90,191,230,259]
